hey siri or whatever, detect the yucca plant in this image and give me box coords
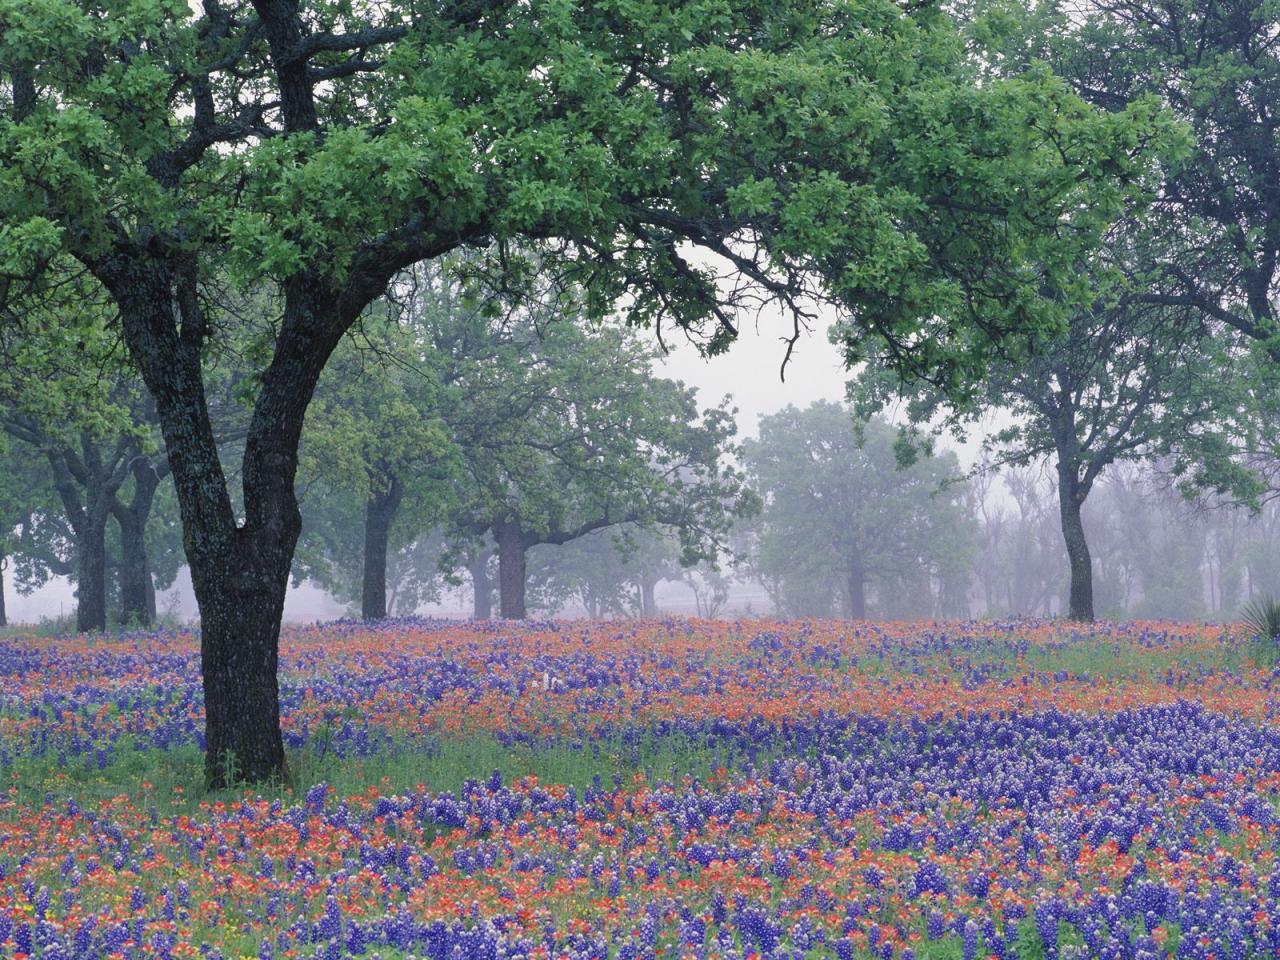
[1241,597,1280,667]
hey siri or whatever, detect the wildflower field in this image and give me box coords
[1,619,1279,960]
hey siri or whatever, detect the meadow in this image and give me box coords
[1,618,1278,960]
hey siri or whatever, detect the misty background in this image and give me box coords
[7,308,1268,626]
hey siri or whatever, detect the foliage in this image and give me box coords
[528,525,684,617]
[427,284,755,568]
[1241,596,1280,643]
[743,403,974,618]
[1037,0,1280,353]
[294,312,458,612]
[0,0,1183,779]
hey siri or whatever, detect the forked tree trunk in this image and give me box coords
[494,520,528,619]
[361,472,403,620]
[468,550,493,619]
[111,264,352,787]
[1057,469,1095,621]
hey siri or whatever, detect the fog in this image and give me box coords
[4,312,850,624]
[4,304,1268,627]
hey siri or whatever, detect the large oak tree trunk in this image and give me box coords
[494,520,528,619]
[110,263,352,786]
[467,550,493,619]
[361,472,403,620]
[1057,469,1094,621]
[194,525,294,785]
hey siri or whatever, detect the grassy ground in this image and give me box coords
[2,728,765,818]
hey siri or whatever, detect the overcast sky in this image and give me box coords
[657,310,851,438]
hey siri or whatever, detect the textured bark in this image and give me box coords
[77,512,109,633]
[41,438,129,634]
[361,473,403,620]
[199,565,289,787]
[70,0,457,786]
[108,264,344,786]
[468,550,494,619]
[1057,469,1095,621]
[494,520,528,619]
[113,458,162,627]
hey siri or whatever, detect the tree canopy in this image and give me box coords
[430,289,754,619]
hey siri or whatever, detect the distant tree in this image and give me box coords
[685,565,734,619]
[743,404,973,619]
[460,545,497,621]
[530,525,686,618]
[296,321,456,620]
[0,435,50,627]
[854,292,1231,620]
[0,277,154,630]
[295,502,451,618]
[437,311,753,620]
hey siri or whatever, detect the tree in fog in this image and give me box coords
[855,272,1232,620]
[0,436,50,628]
[436,310,753,620]
[972,466,1067,617]
[295,322,457,620]
[530,525,686,618]
[743,404,973,619]
[1033,0,1280,373]
[0,0,1174,783]
[0,276,177,630]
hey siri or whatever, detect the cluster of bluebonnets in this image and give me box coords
[1,618,1278,958]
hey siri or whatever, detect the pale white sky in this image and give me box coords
[657,311,851,438]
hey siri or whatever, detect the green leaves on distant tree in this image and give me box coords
[0,265,175,630]
[743,403,974,619]
[295,316,457,620]
[529,525,689,619]
[853,289,1239,621]
[432,293,755,619]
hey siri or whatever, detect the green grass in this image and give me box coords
[0,728,776,819]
